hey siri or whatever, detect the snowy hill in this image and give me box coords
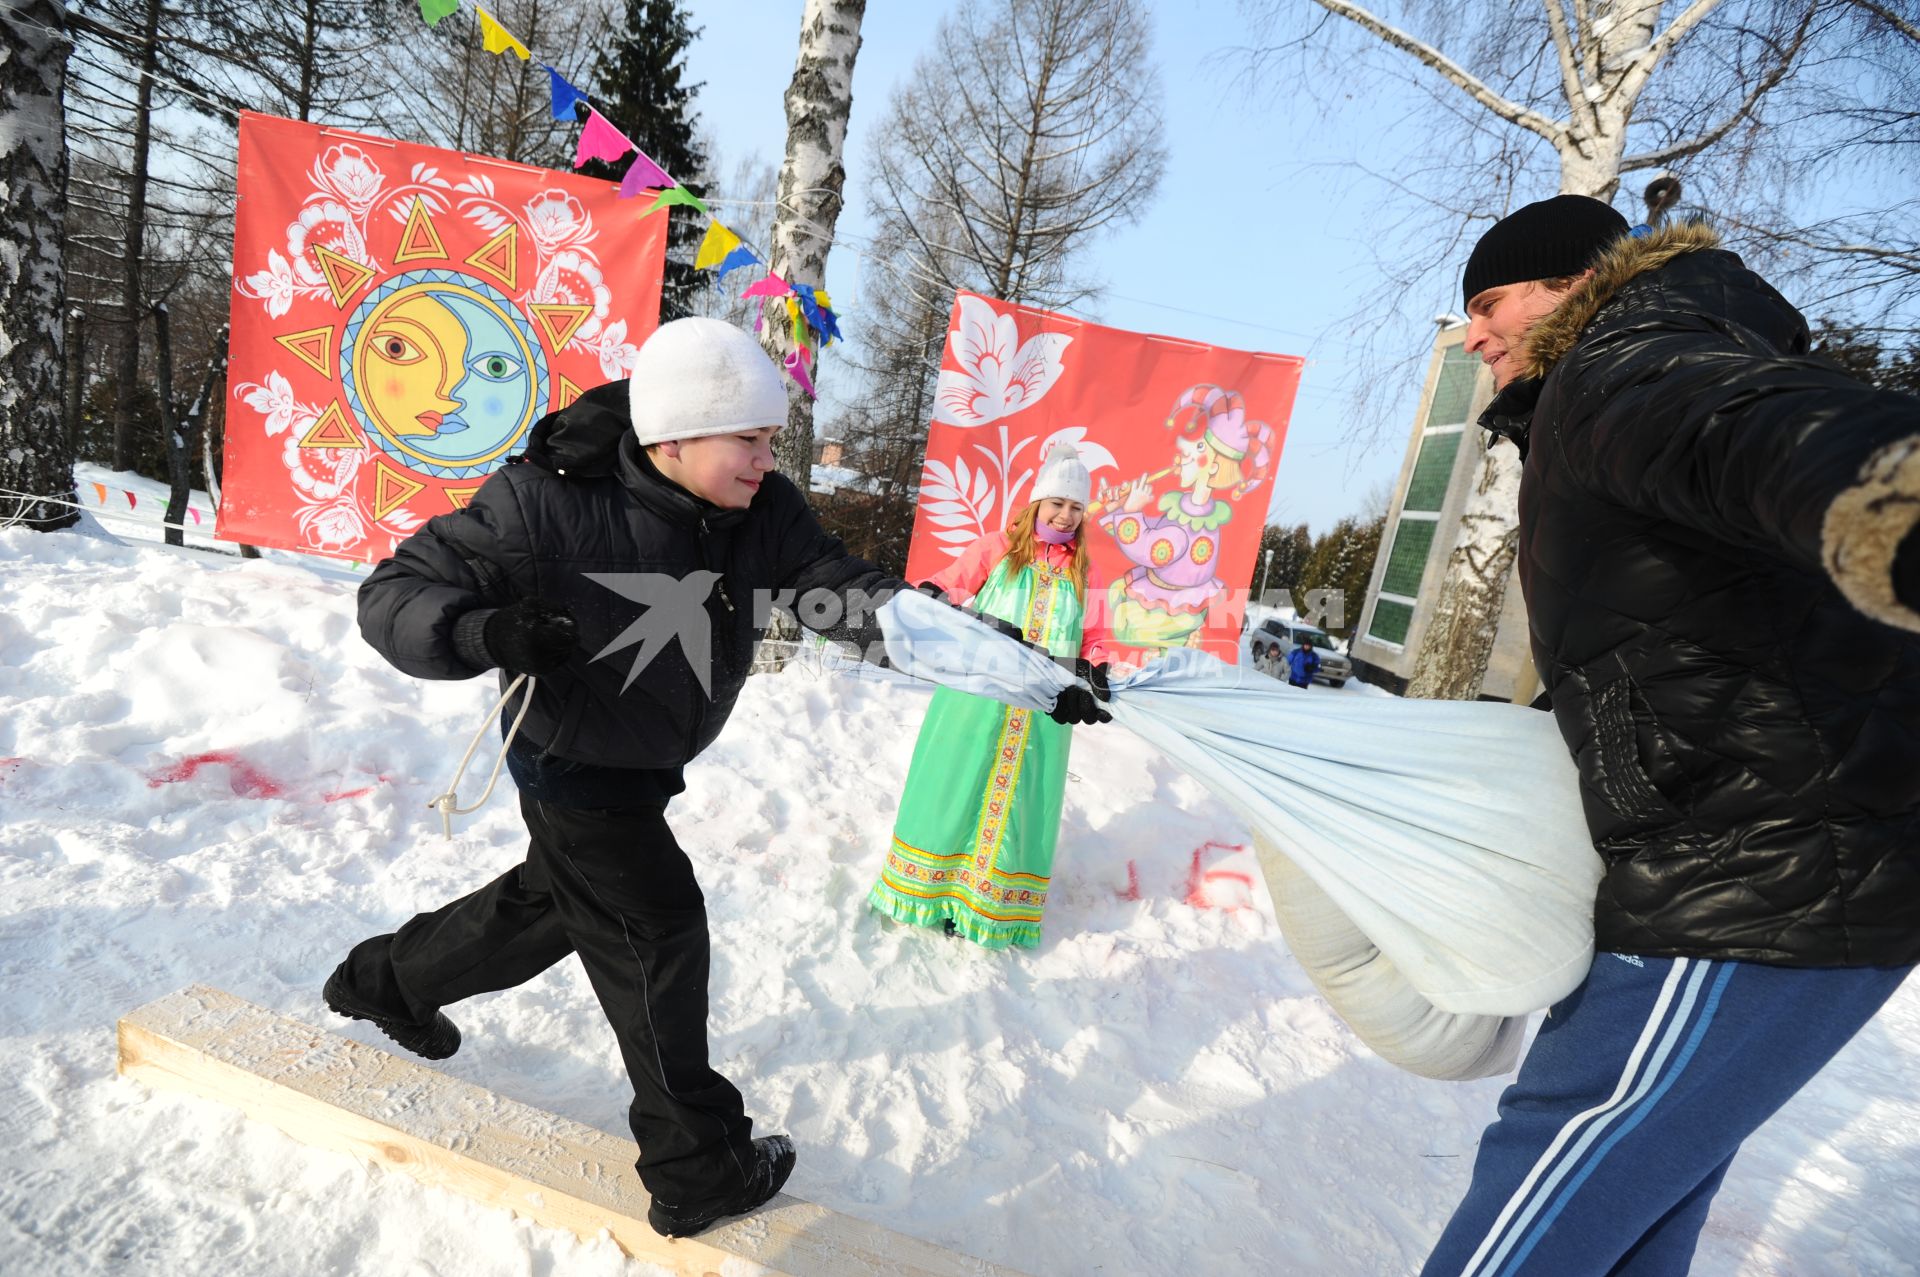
[2,487,1916,1276]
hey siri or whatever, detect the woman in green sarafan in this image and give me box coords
[870,443,1118,949]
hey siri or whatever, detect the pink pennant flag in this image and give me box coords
[188,507,201,526]
[617,150,675,199]
[783,349,816,399]
[126,491,138,510]
[742,271,791,299]
[92,482,106,505]
[575,108,634,168]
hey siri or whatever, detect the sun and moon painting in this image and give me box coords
[223,112,666,559]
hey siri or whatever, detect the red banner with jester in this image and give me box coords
[905,293,1303,665]
[222,111,667,559]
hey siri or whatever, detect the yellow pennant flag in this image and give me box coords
[476,7,531,60]
[694,220,743,271]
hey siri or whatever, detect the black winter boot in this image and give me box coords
[323,963,462,1061]
[646,1135,796,1238]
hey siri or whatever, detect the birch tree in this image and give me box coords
[761,0,866,485]
[0,0,77,532]
[1243,0,1913,700]
[868,0,1165,312]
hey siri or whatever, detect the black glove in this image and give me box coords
[1074,658,1112,702]
[455,599,578,676]
[1049,684,1112,726]
[1896,526,1920,615]
[912,581,951,604]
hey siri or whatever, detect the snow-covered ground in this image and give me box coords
[2,478,1917,1276]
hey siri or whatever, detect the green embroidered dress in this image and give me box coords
[869,533,1109,949]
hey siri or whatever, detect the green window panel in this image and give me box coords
[1403,430,1462,513]
[1425,345,1480,428]
[1369,598,1414,645]
[1380,518,1439,597]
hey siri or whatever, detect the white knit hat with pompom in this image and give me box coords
[1029,440,1091,505]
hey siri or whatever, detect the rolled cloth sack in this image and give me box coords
[877,590,1600,1080]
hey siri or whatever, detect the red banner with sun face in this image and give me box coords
[905,292,1304,664]
[221,112,666,559]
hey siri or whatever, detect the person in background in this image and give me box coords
[1286,636,1320,689]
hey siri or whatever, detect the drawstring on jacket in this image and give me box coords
[427,674,536,837]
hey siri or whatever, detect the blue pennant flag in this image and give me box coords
[715,243,761,281]
[546,67,585,122]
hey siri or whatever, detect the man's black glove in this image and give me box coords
[454,599,578,676]
[1074,657,1112,702]
[1048,685,1111,725]
[1896,526,1920,616]
[913,581,951,604]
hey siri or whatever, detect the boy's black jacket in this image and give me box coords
[358,379,907,770]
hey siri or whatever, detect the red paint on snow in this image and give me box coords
[1118,859,1142,901]
[147,751,287,799]
[1185,841,1253,911]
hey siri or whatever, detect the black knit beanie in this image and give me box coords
[1462,195,1630,307]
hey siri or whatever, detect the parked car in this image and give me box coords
[1248,617,1351,688]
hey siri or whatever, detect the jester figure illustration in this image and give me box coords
[1097,384,1277,655]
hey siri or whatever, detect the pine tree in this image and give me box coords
[588,0,709,321]
[1256,522,1314,605]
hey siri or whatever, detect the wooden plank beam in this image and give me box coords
[117,985,1027,1277]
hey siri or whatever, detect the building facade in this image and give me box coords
[1348,322,1538,703]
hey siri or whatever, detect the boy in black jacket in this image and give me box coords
[323,318,972,1237]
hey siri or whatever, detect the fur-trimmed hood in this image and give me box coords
[1516,221,1726,383]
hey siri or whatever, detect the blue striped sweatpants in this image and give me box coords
[1421,952,1911,1277]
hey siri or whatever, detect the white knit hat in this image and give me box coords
[628,317,788,445]
[1030,440,1091,505]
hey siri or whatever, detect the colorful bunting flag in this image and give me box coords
[694,220,743,270]
[575,108,634,168]
[783,349,817,399]
[788,297,808,350]
[188,507,201,525]
[92,482,106,505]
[417,0,458,26]
[126,492,138,510]
[742,271,791,299]
[477,8,532,60]
[714,243,760,279]
[617,151,675,199]
[791,282,841,345]
[642,185,709,217]
[546,66,584,121]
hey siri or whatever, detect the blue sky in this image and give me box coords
[678,0,1435,535]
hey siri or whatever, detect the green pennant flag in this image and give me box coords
[642,185,711,218]
[418,0,458,26]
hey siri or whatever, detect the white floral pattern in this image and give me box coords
[523,190,594,256]
[240,252,299,320]
[932,294,1071,429]
[584,318,640,379]
[309,144,384,215]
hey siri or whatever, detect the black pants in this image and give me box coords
[338,794,753,1203]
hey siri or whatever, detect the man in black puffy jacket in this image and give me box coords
[1421,196,1920,1277]
[317,318,1103,1239]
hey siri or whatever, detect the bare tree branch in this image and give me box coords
[1305,0,1565,142]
